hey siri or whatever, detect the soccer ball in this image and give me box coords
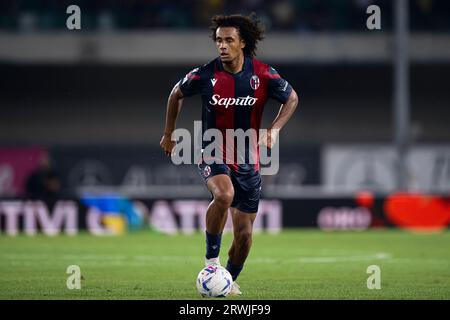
[196,265,233,298]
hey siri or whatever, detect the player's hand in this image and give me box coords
[258,128,279,149]
[160,133,176,157]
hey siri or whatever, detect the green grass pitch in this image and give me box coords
[0,229,449,299]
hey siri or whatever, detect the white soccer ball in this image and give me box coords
[196,265,233,298]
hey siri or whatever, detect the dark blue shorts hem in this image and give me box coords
[197,162,261,214]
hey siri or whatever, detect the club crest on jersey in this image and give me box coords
[250,75,260,90]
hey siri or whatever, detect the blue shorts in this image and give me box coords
[198,161,262,214]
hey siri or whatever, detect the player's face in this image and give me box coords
[215,27,245,63]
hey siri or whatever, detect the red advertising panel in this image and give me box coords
[0,147,48,196]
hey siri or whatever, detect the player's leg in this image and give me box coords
[225,170,261,295]
[204,173,234,264]
[227,208,257,281]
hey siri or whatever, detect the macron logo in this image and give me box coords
[211,78,217,87]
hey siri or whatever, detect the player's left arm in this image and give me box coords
[260,67,298,149]
[261,89,298,148]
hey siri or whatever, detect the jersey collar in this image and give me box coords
[216,55,251,75]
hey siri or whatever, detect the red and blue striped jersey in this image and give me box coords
[178,56,293,172]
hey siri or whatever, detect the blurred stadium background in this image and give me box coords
[0,0,449,236]
[0,0,449,301]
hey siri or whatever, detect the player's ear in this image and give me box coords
[240,38,246,50]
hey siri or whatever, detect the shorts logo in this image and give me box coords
[250,75,260,90]
[202,165,211,178]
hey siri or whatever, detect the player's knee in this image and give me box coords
[213,190,234,209]
[236,229,252,246]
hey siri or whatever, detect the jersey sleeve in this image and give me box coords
[178,67,202,97]
[267,67,293,104]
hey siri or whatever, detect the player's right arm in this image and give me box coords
[160,67,202,156]
[160,83,184,156]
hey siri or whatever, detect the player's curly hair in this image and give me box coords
[210,13,265,57]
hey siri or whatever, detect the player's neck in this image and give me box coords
[222,54,244,74]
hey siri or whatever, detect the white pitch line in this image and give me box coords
[1,253,393,265]
[250,252,392,264]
